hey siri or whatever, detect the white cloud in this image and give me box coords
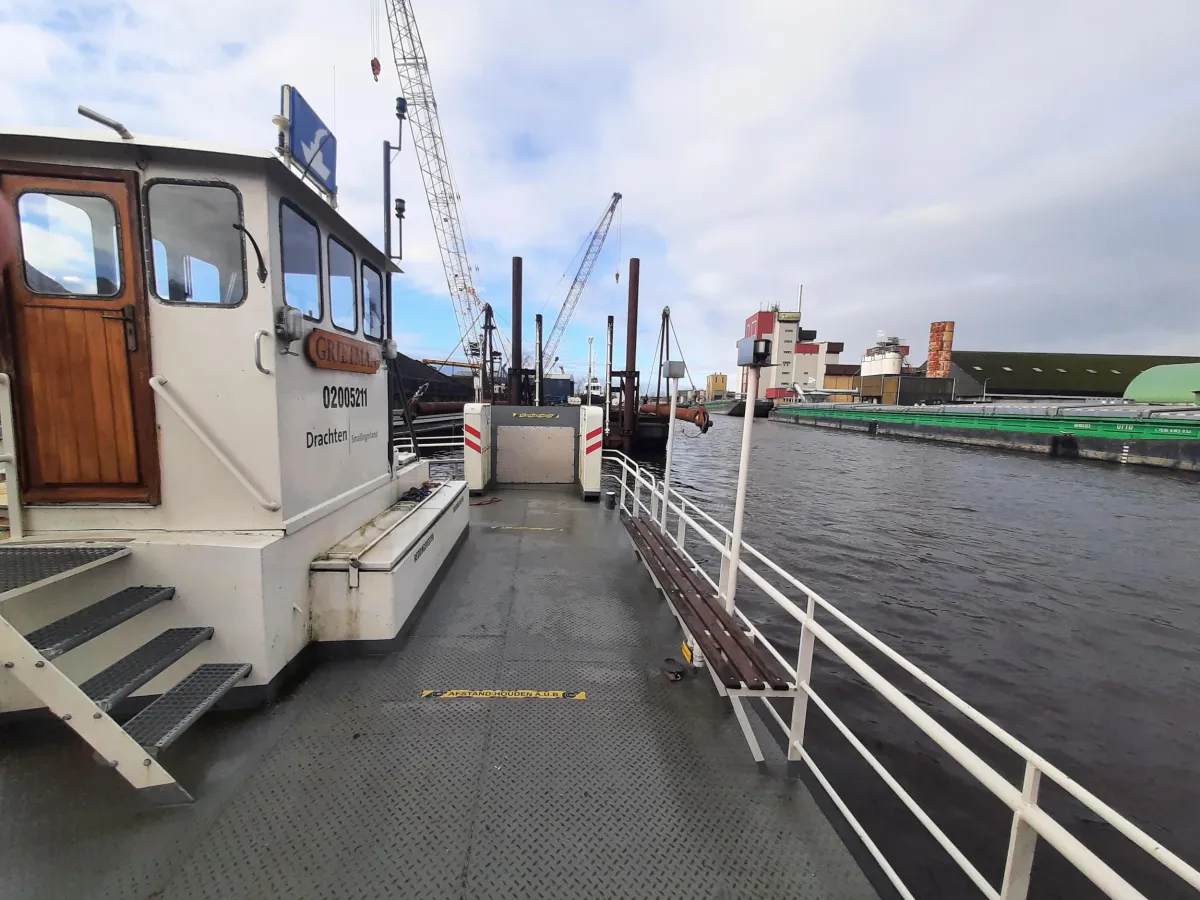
[3,0,1199,379]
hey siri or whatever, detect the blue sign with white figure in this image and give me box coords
[282,85,337,194]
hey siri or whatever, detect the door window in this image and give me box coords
[17,192,121,297]
[146,181,246,305]
[328,236,357,333]
[362,261,384,340]
[280,201,322,320]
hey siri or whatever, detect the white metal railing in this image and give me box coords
[0,373,23,539]
[149,376,280,512]
[392,434,465,466]
[601,448,1199,900]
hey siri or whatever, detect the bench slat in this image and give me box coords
[632,521,767,690]
[627,517,771,690]
[670,550,793,690]
[626,522,743,689]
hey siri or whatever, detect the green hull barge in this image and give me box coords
[772,403,1200,472]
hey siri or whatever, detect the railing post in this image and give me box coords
[788,594,817,762]
[675,504,686,552]
[619,464,629,514]
[649,476,660,523]
[717,533,733,597]
[721,364,759,613]
[1000,762,1042,900]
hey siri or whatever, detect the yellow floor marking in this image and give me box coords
[422,689,586,700]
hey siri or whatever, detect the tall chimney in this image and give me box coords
[534,314,544,407]
[622,258,640,453]
[926,320,954,379]
[604,314,614,443]
[509,257,523,403]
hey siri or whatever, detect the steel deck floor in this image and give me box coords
[0,492,875,900]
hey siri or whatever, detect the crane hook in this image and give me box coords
[371,58,381,82]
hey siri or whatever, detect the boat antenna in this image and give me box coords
[77,105,134,140]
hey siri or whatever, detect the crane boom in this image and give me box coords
[541,192,622,368]
[383,0,508,363]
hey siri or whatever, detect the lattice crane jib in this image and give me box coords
[541,192,622,369]
[383,0,510,364]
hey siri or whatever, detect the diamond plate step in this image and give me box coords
[80,627,214,712]
[25,586,175,660]
[124,663,252,756]
[0,545,129,599]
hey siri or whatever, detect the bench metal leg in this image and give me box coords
[729,695,764,764]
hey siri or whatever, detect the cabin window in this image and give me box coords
[280,201,322,320]
[362,261,384,339]
[17,192,121,297]
[328,236,357,333]
[146,181,245,305]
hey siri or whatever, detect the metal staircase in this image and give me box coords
[0,545,250,804]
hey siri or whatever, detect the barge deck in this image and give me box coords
[0,491,873,900]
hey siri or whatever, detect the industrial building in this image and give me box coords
[1124,363,1200,404]
[705,373,729,400]
[732,308,1199,406]
[912,320,1200,398]
[737,307,819,400]
[937,351,1200,398]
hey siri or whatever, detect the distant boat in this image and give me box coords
[727,398,773,418]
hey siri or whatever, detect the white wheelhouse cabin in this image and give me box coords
[0,124,467,801]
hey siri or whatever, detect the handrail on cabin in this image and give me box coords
[149,376,280,512]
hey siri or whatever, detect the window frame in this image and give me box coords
[361,259,385,342]
[279,198,324,322]
[15,187,126,299]
[143,177,248,308]
[326,234,358,335]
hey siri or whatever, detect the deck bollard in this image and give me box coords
[604,491,617,510]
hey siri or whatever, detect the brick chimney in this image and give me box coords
[926,321,954,378]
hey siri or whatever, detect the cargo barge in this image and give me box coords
[772,402,1200,471]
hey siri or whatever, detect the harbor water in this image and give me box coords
[624,418,1199,900]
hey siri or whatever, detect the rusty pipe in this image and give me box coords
[638,401,712,434]
[408,401,468,417]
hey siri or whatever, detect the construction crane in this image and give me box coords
[381,0,508,364]
[540,192,622,369]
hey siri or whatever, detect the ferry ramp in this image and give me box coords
[0,490,875,900]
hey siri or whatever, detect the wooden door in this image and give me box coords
[0,166,159,503]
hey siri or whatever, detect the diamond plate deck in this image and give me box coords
[0,492,875,900]
[25,586,175,660]
[125,664,252,755]
[80,627,214,711]
[0,545,128,597]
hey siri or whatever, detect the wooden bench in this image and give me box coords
[622,515,795,761]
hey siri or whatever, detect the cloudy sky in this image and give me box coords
[3,0,1199,381]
